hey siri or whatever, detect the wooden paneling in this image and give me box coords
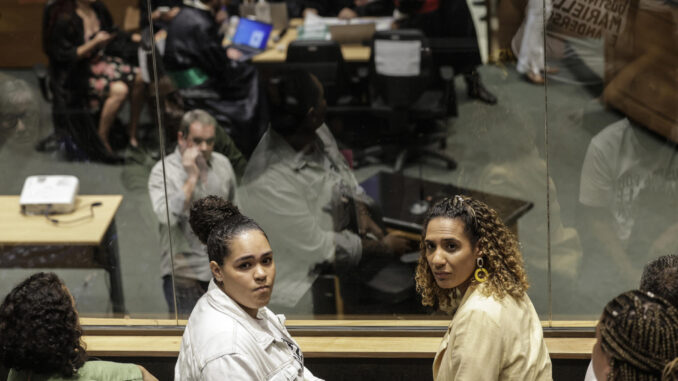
[0,0,137,68]
[80,334,595,359]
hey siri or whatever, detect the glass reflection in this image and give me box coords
[1,0,673,323]
[546,0,678,317]
[0,0,167,319]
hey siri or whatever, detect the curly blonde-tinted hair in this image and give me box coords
[415,195,529,308]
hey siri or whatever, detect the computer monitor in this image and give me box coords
[232,18,274,50]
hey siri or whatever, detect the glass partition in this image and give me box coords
[0,0,170,319]
[1,0,673,328]
[545,0,678,320]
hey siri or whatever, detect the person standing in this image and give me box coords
[148,109,238,315]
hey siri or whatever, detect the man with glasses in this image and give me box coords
[148,109,238,315]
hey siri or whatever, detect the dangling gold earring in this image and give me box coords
[474,257,489,283]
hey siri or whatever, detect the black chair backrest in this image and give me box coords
[369,29,434,108]
[285,40,345,104]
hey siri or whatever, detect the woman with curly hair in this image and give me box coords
[0,272,157,381]
[591,289,678,381]
[416,195,551,380]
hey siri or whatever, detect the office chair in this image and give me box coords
[365,29,457,172]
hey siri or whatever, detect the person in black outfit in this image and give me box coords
[396,0,497,105]
[163,0,261,154]
[44,0,146,161]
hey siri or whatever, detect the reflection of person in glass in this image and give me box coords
[238,71,411,313]
[148,110,238,315]
[0,272,158,381]
[590,290,678,381]
[175,196,322,380]
[0,78,37,148]
[578,118,678,299]
[416,196,551,380]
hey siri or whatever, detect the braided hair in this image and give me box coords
[599,290,678,381]
[640,255,678,309]
[189,195,267,266]
[415,195,529,308]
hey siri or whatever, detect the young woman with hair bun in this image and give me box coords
[416,195,551,380]
[175,195,322,380]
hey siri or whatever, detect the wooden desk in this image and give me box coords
[253,21,371,64]
[360,172,533,235]
[0,195,126,314]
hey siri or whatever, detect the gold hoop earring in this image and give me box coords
[474,257,489,283]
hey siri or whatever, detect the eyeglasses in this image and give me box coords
[192,137,216,146]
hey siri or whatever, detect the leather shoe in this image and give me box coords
[465,71,498,105]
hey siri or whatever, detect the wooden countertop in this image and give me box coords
[79,318,595,359]
[0,195,123,245]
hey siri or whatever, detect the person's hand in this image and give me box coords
[226,47,243,61]
[92,31,114,46]
[381,232,412,256]
[160,7,181,22]
[338,7,358,19]
[303,8,319,17]
[131,33,142,43]
[137,365,159,381]
[354,0,369,6]
[181,146,201,180]
[357,204,384,239]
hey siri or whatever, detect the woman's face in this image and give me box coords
[424,217,479,292]
[210,230,275,318]
[592,321,612,381]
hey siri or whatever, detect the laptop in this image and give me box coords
[230,18,274,62]
[240,2,289,30]
[328,23,376,44]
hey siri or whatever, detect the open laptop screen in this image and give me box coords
[232,18,273,50]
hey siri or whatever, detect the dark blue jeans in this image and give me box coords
[162,275,209,317]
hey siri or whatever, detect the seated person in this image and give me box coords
[238,70,412,314]
[591,289,678,381]
[175,196,322,380]
[585,254,678,380]
[46,0,146,156]
[395,0,498,105]
[418,195,552,380]
[302,0,394,18]
[148,109,239,315]
[163,0,260,154]
[0,272,158,381]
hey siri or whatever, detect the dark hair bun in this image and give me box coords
[189,196,242,244]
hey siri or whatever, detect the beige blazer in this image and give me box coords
[433,283,552,381]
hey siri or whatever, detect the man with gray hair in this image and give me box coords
[148,109,238,315]
[0,77,37,148]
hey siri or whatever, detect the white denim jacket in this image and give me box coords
[175,280,322,381]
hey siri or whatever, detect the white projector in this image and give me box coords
[19,175,79,215]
